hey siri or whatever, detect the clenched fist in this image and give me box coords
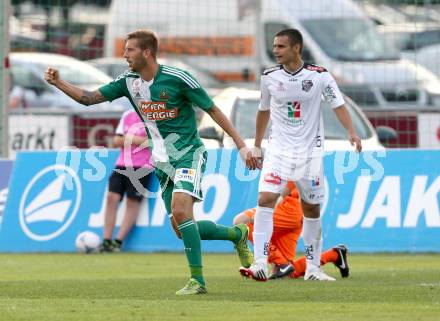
[44,68,60,85]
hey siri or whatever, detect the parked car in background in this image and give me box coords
[107,0,440,110]
[88,57,224,94]
[378,23,440,53]
[360,1,440,26]
[10,15,45,51]
[401,44,440,79]
[9,52,129,110]
[199,88,390,151]
[358,1,408,26]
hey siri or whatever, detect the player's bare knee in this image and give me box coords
[257,193,278,208]
[107,192,121,204]
[301,201,320,218]
[126,198,140,209]
[171,206,192,223]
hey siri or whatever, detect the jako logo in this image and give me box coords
[19,165,82,241]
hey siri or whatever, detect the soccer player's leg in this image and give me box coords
[240,164,285,281]
[100,169,124,253]
[291,245,348,279]
[296,161,335,281]
[328,244,349,278]
[113,170,153,251]
[172,192,206,294]
[268,228,297,279]
[195,220,253,267]
[181,152,253,268]
[239,199,278,281]
[156,163,207,295]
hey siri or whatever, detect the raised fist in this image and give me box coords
[44,68,60,85]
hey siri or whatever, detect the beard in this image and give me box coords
[128,59,148,73]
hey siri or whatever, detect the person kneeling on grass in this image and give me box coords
[234,181,349,280]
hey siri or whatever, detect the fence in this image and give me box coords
[1,0,440,156]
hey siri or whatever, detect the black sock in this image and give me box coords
[114,239,123,246]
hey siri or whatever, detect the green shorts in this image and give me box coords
[155,150,207,214]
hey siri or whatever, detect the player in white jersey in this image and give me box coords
[240,28,362,281]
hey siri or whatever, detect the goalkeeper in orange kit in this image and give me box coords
[233,181,349,280]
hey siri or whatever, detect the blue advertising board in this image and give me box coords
[0,150,116,251]
[322,150,440,252]
[0,159,14,221]
[0,149,439,252]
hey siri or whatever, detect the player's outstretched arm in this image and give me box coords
[333,104,362,152]
[44,67,108,106]
[206,105,258,170]
[255,110,270,148]
[253,109,270,169]
[113,134,149,148]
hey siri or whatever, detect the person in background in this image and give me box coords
[100,109,154,252]
[9,73,36,108]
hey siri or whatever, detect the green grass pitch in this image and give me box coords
[0,253,439,321]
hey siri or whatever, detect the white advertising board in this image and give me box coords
[9,115,70,158]
[418,113,440,149]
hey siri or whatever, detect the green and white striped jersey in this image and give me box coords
[99,64,213,164]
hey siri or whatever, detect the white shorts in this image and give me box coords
[258,148,325,204]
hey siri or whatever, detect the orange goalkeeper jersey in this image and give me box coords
[245,182,303,229]
[275,181,303,229]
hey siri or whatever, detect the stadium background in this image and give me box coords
[0,2,439,321]
[0,0,439,253]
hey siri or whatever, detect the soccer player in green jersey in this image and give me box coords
[44,29,258,295]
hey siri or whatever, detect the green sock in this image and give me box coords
[178,219,205,286]
[197,220,242,243]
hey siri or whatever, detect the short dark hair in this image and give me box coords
[275,28,303,53]
[126,29,159,58]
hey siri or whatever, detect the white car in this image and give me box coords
[88,57,224,96]
[106,0,440,110]
[199,88,388,151]
[401,44,440,79]
[378,23,440,52]
[10,52,129,111]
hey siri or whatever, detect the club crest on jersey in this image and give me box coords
[302,80,313,92]
[139,101,178,121]
[159,89,170,101]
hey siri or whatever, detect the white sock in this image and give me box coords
[253,206,274,265]
[302,217,322,271]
